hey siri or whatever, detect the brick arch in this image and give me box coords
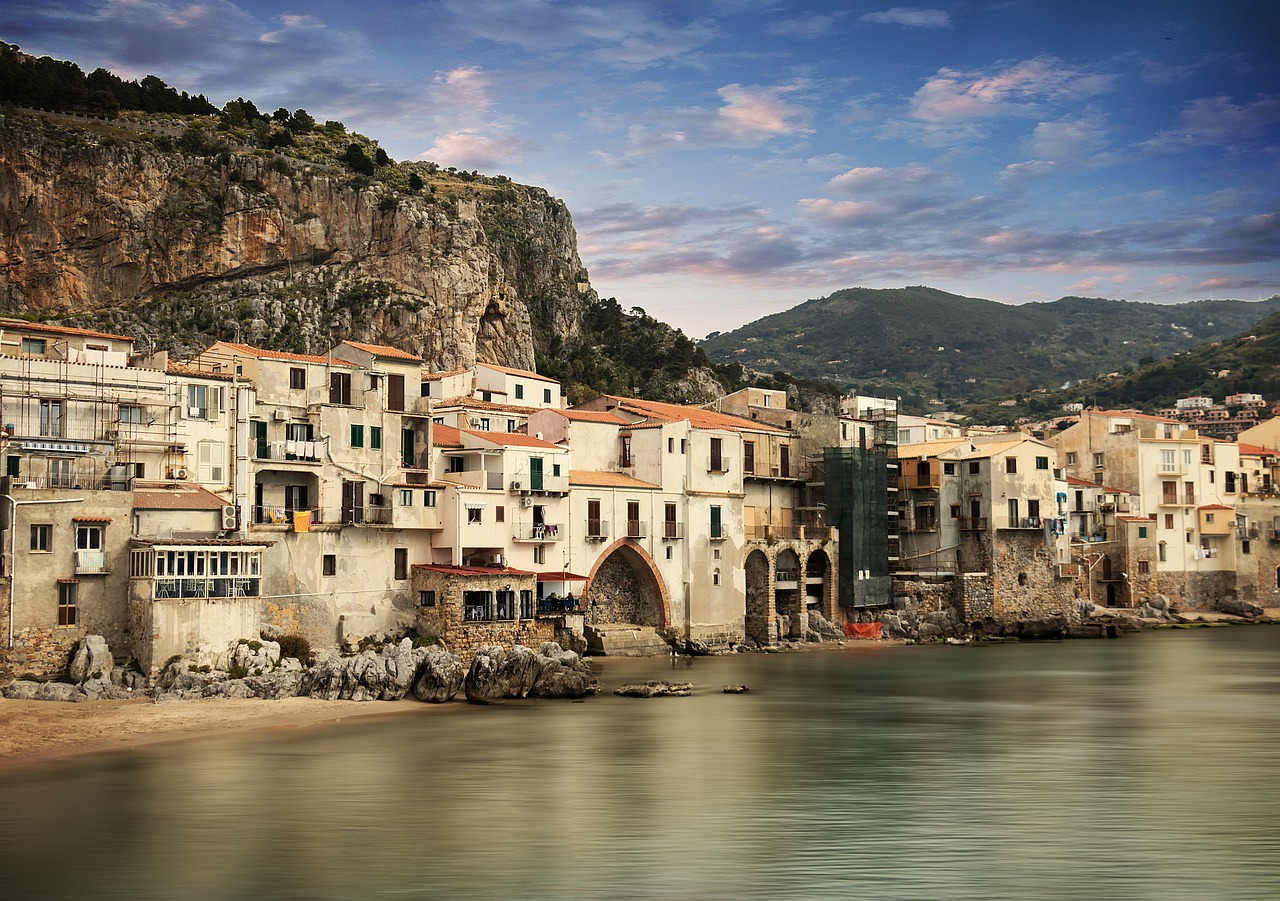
[583,539,671,630]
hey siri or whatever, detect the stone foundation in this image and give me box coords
[0,627,83,682]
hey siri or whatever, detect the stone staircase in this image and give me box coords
[584,623,671,657]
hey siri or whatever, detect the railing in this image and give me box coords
[900,472,941,490]
[1159,493,1196,506]
[660,521,685,540]
[707,457,732,474]
[585,520,610,541]
[625,521,647,539]
[537,595,582,615]
[74,549,109,575]
[957,516,988,531]
[775,569,799,584]
[153,577,261,599]
[252,505,323,526]
[618,454,635,468]
[1012,517,1043,530]
[346,505,393,525]
[514,523,563,541]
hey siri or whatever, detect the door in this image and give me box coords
[402,428,416,468]
[665,502,677,539]
[627,501,641,538]
[387,374,405,411]
[530,456,544,491]
[342,480,364,524]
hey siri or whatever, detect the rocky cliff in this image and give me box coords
[0,109,592,372]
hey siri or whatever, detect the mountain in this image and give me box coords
[0,45,721,404]
[700,286,1280,408]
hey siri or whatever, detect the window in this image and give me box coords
[515,384,524,400]
[710,437,724,472]
[329,371,352,405]
[448,457,465,473]
[7,455,19,478]
[394,548,408,580]
[289,367,306,390]
[1241,540,1250,555]
[1183,449,1193,465]
[423,490,437,507]
[387,374,405,411]
[419,590,436,607]
[743,441,755,474]
[1165,514,1174,529]
[587,499,602,537]
[680,439,687,454]
[464,591,492,622]
[1005,457,1017,474]
[467,507,482,523]
[710,505,723,539]
[350,424,364,448]
[1138,526,1148,538]
[780,445,790,477]
[75,524,103,550]
[422,382,431,397]
[1093,453,1104,467]
[186,384,223,420]
[1066,452,1077,465]
[1027,499,1040,520]
[543,388,552,404]
[668,437,675,454]
[197,441,225,484]
[49,458,72,488]
[533,545,544,564]
[944,462,955,475]
[30,524,51,552]
[495,505,505,523]
[481,391,493,403]
[1225,471,1237,493]
[323,555,337,576]
[712,568,720,586]
[39,399,64,437]
[1035,456,1049,470]
[1158,542,1166,562]
[57,580,77,626]
[950,504,960,518]
[1205,513,1215,524]
[476,418,490,431]
[969,461,980,475]
[1160,449,1176,470]
[1008,498,1020,522]
[666,545,672,559]
[1138,561,1150,574]
[370,426,382,450]
[399,489,413,506]
[119,404,145,425]
[21,337,46,355]
[520,590,533,619]
[508,420,517,432]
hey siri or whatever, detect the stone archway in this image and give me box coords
[775,548,803,640]
[745,549,772,646]
[805,549,832,617]
[584,539,670,630]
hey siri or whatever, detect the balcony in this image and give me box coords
[900,472,941,490]
[707,456,732,474]
[774,569,799,589]
[341,505,393,526]
[625,521,648,539]
[74,549,109,575]
[957,516,988,531]
[513,523,563,542]
[1009,517,1044,530]
[660,521,685,540]
[585,520,610,541]
[252,505,323,527]
[1158,493,1196,506]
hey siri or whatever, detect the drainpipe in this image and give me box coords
[5,495,85,649]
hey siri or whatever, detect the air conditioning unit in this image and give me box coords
[510,481,522,490]
[221,505,238,530]
[273,409,287,421]
[522,496,534,507]
[488,553,504,566]
[170,468,188,480]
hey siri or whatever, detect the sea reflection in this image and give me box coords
[2,627,1277,900]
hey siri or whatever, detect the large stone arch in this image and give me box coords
[775,548,803,640]
[583,539,670,630]
[745,549,773,646]
[805,548,834,618]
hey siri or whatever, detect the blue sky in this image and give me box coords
[3,1,1279,338]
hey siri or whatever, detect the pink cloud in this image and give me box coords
[708,83,812,144]
[911,57,1115,122]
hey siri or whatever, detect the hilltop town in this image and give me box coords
[0,317,1276,689]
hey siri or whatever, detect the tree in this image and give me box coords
[342,143,375,176]
[407,172,424,192]
[286,108,314,133]
[374,147,390,167]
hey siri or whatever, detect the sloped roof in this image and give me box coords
[1092,409,1179,424]
[212,342,358,367]
[462,430,561,450]
[432,424,463,447]
[412,563,535,577]
[555,409,630,425]
[569,470,661,489]
[166,363,236,381]
[960,436,1049,459]
[595,396,789,435]
[422,367,470,379]
[133,484,230,510]
[338,340,422,362]
[1065,476,1134,494]
[435,396,532,414]
[476,362,558,383]
[0,319,135,342]
[897,438,970,459]
[1238,442,1275,456]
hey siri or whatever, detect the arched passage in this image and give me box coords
[745,549,772,645]
[775,548,803,640]
[805,549,832,617]
[584,539,670,630]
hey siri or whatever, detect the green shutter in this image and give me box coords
[351,424,364,448]
[253,421,268,458]
[710,505,722,538]
[530,457,544,491]
[370,426,382,449]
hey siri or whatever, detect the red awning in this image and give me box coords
[537,571,589,582]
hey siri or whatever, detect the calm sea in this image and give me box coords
[2,626,1277,901]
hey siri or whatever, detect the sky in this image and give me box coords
[3,1,1279,339]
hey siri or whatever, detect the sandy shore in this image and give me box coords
[0,695,433,773]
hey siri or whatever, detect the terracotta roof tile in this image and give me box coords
[476,362,558,383]
[338,340,423,362]
[599,396,788,434]
[0,319,135,343]
[463,430,561,449]
[431,424,463,447]
[134,484,230,510]
[556,409,630,425]
[569,470,661,489]
[211,342,358,367]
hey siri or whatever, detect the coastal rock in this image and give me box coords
[529,643,597,699]
[299,642,429,701]
[722,685,750,694]
[412,646,465,703]
[463,647,503,704]
[1217,597,1264,618]
[73,676,132,701]
[3,680,78,701]
[229,639,281,676]
[68,635,114,684]
[494,645,542,698]
[807,610,844,641]
[614,681,693,698]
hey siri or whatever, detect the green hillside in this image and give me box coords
[700,286,1280,409]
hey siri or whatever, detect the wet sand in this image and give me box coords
[0,695,435,773]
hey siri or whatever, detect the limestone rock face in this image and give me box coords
[464,643,597,703]
[68,635,114,683]
[411,646,465,703]
[0,113,595,370]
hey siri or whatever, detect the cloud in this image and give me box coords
[910,56,1115,122]
[592,125,687,169]
[440,0,714,67]
[768,11,849,40]
[1020,112,1113,163]
[707,83,813,145]
[417,130,531,170]
[860,8,951,29]
[1142,94,1280,152]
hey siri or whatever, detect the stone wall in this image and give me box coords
[1153,570,1239,611]
[585,554,662,627]
[991,531,1077,620]
[891,578,959,615]
[0,626,80,682]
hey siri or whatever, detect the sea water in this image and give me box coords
[1,626,1277,900]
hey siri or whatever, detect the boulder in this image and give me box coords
[807,609,844,640]
[494,645,542,698]
[229,639,281,677]
[614,681,692,697]
[412,646,465,703]
[3,680,77,701]
[1217,597,1264,618]
[68,635,114,684]
[722,684,750,694]
[463,647,503,704]
[529,644,596,699]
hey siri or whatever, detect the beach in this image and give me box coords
[0,695,433,772]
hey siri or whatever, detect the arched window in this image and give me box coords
[713,567,721,586]
[1158,541,1167,562]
